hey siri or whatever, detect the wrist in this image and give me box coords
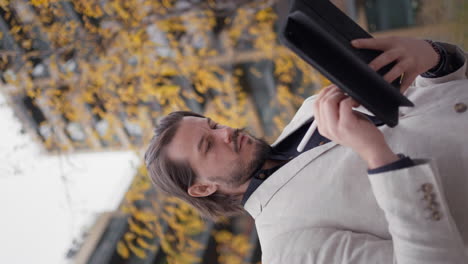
[424,40,443,72]
[360,144,399,169]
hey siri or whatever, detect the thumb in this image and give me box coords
[349,98,360,108]
[339,97,358,121]
[341,98,371,124]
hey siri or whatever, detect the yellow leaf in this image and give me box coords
[128,218,154,238]
[117,241,130,259]
[128,240,147,259]
[214,230,232,243]
[136,238,157,251]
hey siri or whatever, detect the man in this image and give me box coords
[145,37,468,263]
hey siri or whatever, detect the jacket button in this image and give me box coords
[421,183,434,193]
[454,103,467,113]
[427,201,439,211]
[431,211,442,221]
[423,193,436,202]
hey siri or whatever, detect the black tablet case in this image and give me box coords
[280,0,414,127]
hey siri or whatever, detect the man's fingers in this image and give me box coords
[383,59,411,83]
[315,85,337,110]
[339,98,371,126]
[322,92,348,127]
[314,85,334,130]
[320,84,336,94]
[315,85,347,136]
[316,85,335,102]
[317,85,340,105]
[349,98,360,108]
[368,49,402,71]
[339,97,357,126]
[351,37,393,51]
[319,87,344,122]
[314,85,334,124]
[325,86,360,108]
[313,98,320,126]
[400,72,418,93]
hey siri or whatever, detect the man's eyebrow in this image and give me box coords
[197,118,212,154]
[197,134,205,154]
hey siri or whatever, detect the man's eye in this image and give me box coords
[212,124,219,129]
[206,140,212,153]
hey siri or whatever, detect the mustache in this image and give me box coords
[232,128,247,153]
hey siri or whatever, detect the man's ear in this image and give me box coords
[188,183,217,197]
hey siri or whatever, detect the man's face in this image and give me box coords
[167,116,270,194]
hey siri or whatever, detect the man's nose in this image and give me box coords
[220,127,233,144]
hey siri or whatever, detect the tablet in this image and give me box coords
[280,0,414,127]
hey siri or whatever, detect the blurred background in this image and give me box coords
[0,0,466,263]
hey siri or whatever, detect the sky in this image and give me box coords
[0,92,140,264]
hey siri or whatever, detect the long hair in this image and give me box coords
[144,111,245,220]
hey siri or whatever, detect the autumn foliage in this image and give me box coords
[0,0,327,262]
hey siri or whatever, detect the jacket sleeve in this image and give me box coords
[263,161,468,264]
[415,43,467,87]
[368,160,467,263]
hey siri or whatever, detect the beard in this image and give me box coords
[212,129,271,188]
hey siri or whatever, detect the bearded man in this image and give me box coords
[145,37,468,263]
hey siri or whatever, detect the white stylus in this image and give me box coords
[296,120,317,152]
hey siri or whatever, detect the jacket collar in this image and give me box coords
[244,140,338,219]
[244,96,339,218]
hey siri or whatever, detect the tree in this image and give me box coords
[0,0,326,262]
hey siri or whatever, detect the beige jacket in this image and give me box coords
[244,49,468,263]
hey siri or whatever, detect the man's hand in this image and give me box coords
[314,85,399,169]
[351,37,440,92]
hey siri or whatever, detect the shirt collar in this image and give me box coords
[240,160,285,205]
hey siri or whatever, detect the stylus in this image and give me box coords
[297,120,317,152]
